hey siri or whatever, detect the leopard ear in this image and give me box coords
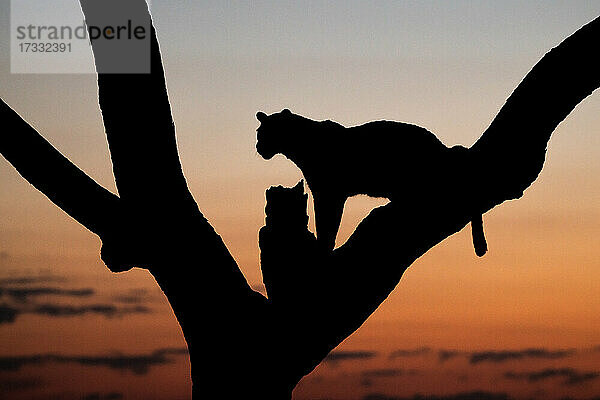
[256,112,267,122]
[281,109,292,115]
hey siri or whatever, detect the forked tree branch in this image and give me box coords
[77,1,247,285]
[1,3,598,399]
[259,16,600,394]
[337,15,600,351]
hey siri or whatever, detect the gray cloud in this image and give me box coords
[0,302,151,325]
[81,392,124,400]
[0,276,65,285]
[113,288,152,305]
[360,368,413,388]
[0,275,155,325]
[0,347,188,375]
[389,347,431,359]
[0,377,43,392]
[505,368,600,386]
[32,303,150,317]
[362,369,406,378]
[0,305,18,323]
[0,287,94,302]
[0,354,48,371]
[363,391,513,400]
[558,398,600,400]
[435,348,577,364]
[324,351,377,363]
[438,350,464,363]
[469,348,575,364]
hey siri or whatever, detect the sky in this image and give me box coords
[1,1,600,399]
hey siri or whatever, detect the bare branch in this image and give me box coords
[472,16,600,209]
[257,16,600,395]
[79,0,195,210]
[73,9,257,383]
[0,99,119,236]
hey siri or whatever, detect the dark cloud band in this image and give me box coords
[0,303,150,325]
[0,347,188,375]
[325,350,377,363]
[504,367,600,386]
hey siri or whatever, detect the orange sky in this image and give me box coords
[1,2,600,400]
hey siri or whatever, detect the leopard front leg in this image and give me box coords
[313,193,347,252]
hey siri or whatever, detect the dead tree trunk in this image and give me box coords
[1,2,598,398]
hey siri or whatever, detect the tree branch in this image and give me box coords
[78,0,194,210]
[257,16,600,395]
[77,1,247,283]
[331,15,600,365]
[72,6,258,398]
[472,16,600,210]
[0,99,120,236]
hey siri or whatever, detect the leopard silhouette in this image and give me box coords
[256,109,487,256]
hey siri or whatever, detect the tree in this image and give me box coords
[1,2,598,398]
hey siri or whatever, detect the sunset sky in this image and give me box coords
[1,1,600,399]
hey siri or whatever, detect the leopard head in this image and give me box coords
[255,108,302,160]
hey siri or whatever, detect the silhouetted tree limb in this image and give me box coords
[258,16,600,395]
[472,16,600,211]
[77,1,247,280]
[81,0,192,207]
[0,100,119,236]
[1,3,598,399]
[75,2,263,398]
